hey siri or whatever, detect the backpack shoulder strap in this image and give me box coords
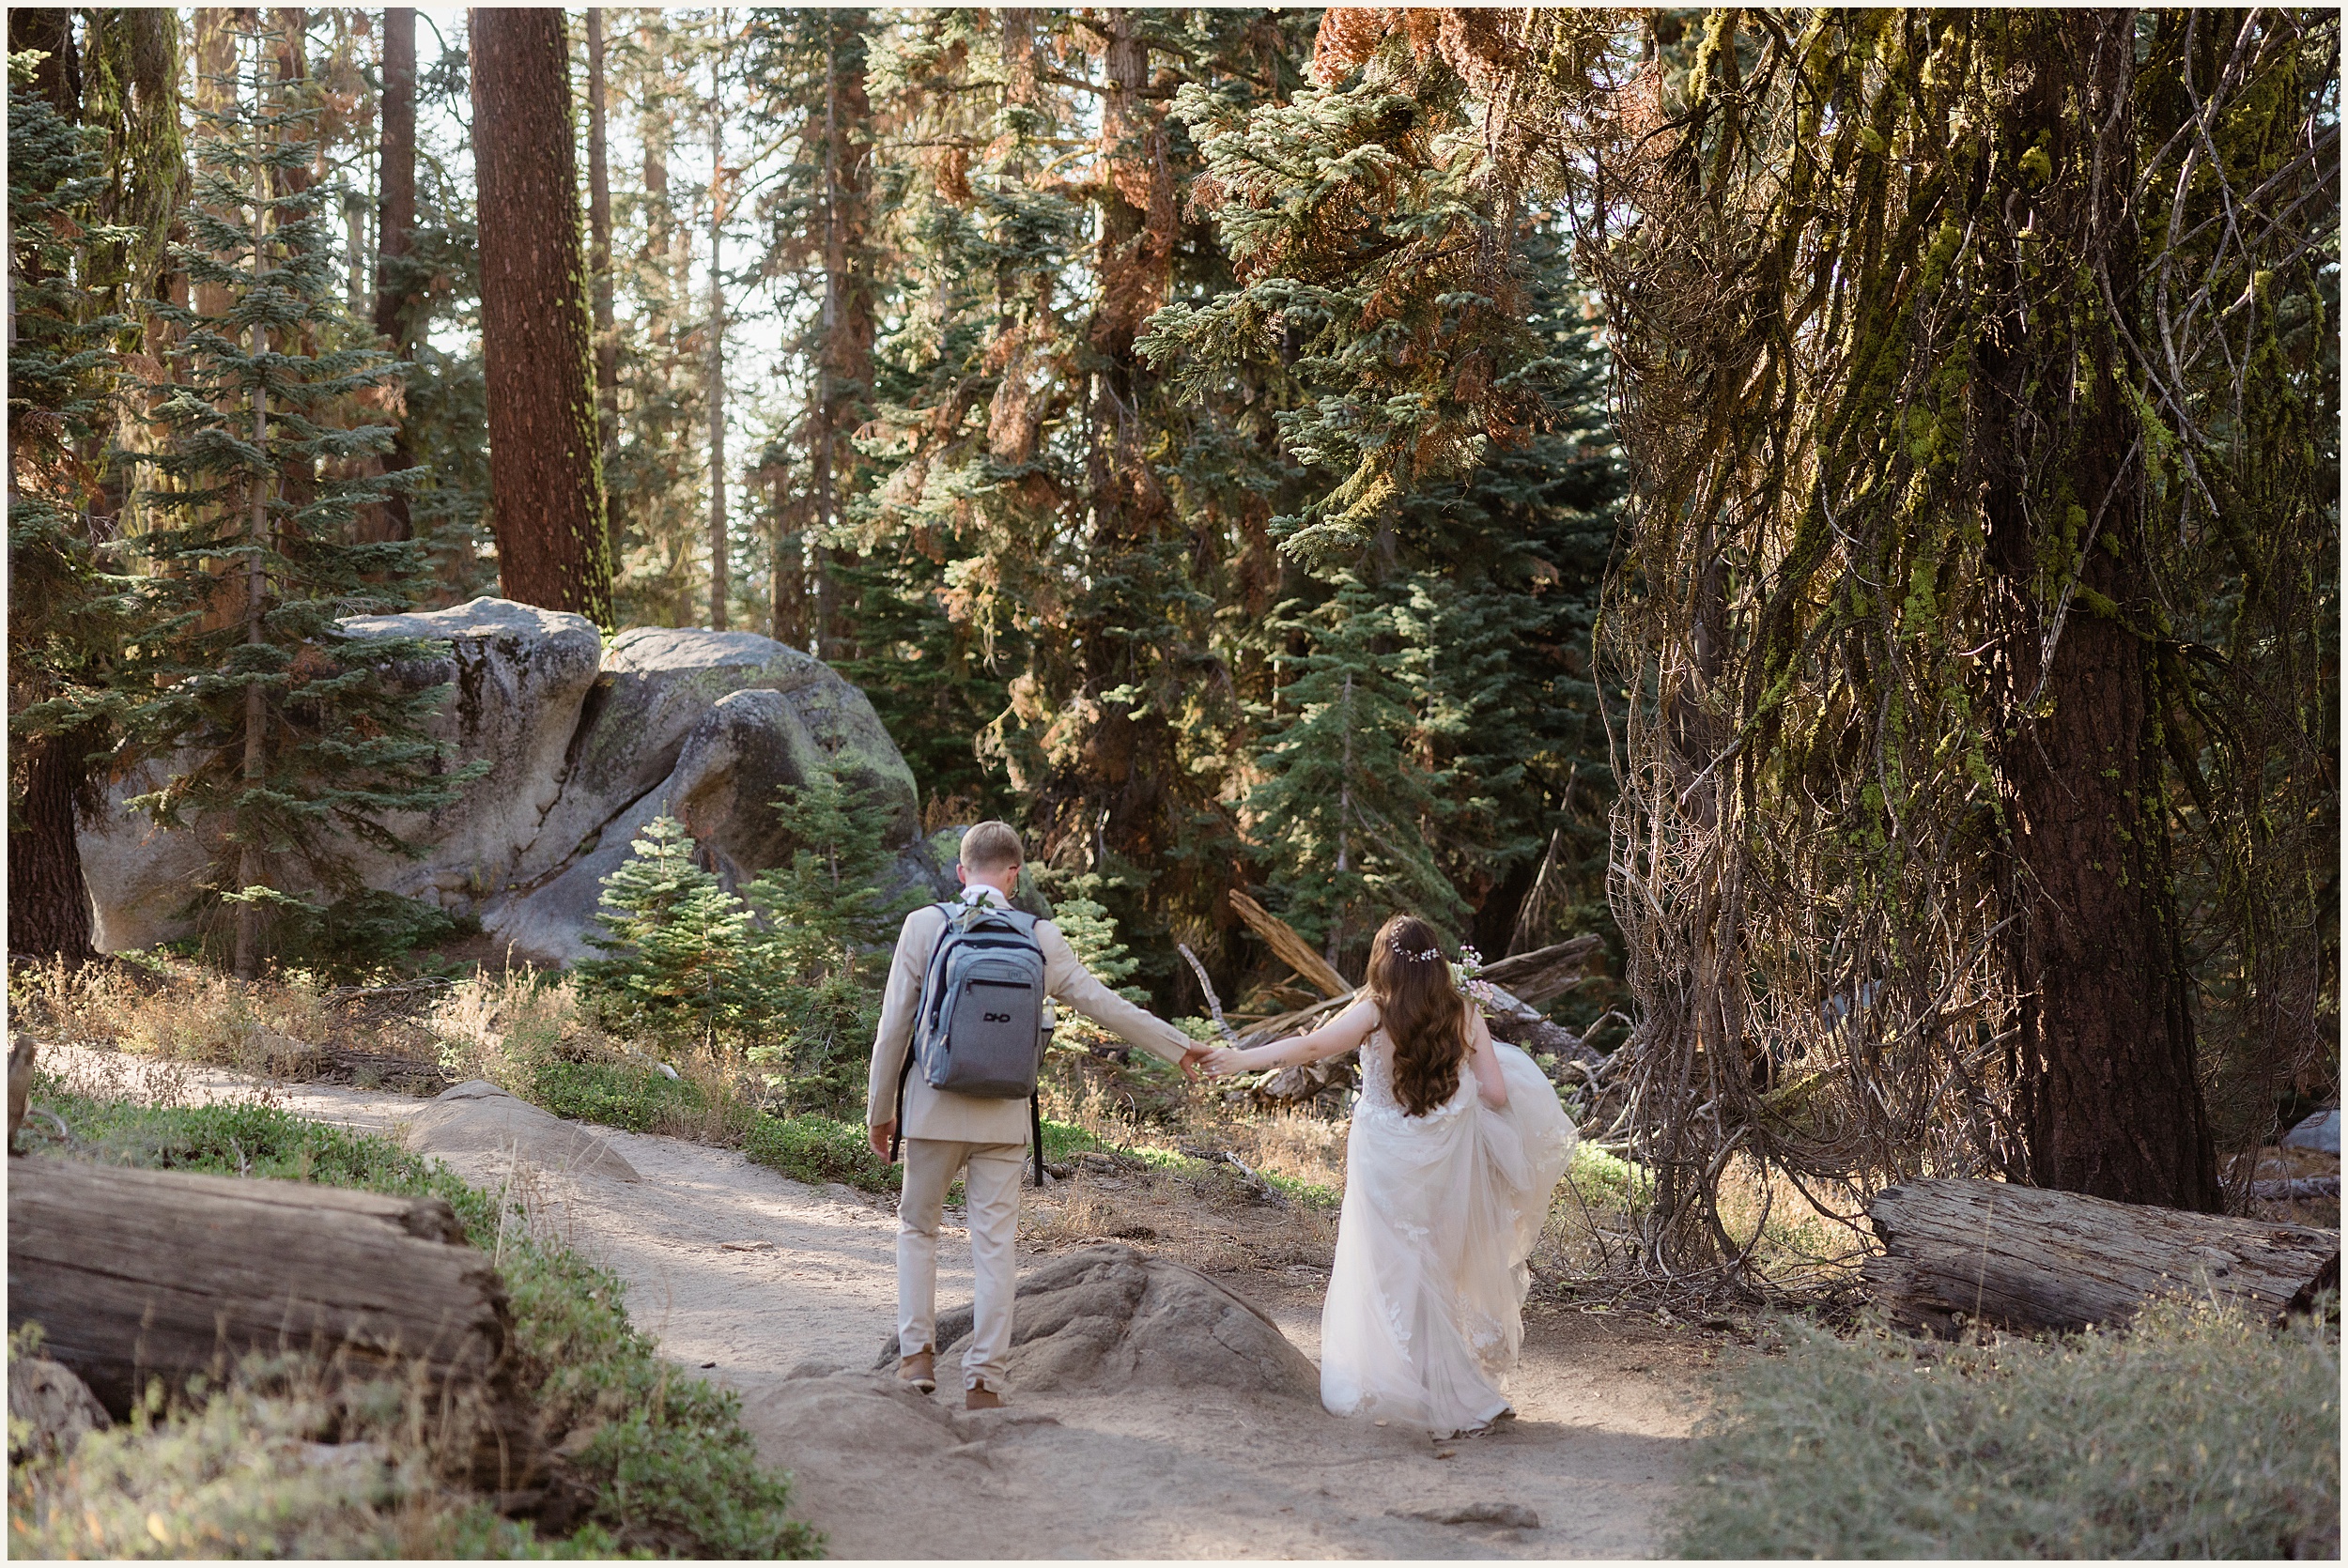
[890,903,963,1159]
[994,907,1043,941]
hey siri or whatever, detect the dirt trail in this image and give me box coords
[46,1048,1706,1559]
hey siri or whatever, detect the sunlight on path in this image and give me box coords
[45,1044,1699,1559]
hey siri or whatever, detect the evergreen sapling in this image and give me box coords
[579,814,757,1053]
[122,21,474,976]
[743,767,917,1115]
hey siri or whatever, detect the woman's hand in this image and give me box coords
[1201,1046,1250,1077]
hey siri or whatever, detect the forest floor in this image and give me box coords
[42,1042,1710,1560]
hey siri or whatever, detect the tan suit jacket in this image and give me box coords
[865,888,1197,1143]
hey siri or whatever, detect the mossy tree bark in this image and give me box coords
[468,7,612,628]
[9,739,98,965]
[1976,13,2220,1212]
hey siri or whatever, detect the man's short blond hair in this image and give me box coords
[959,820,1025,873]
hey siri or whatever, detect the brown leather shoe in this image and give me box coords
[898,1349,935,1393]
[964,1384,1004,1410]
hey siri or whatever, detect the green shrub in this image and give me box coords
[1671,1300,2340,1560]
[275,890,476,981]
[525,1060,717,1135]
[14,1083,818,1559]
[745,1113,897,1193]
[1564,1142,1652,1209]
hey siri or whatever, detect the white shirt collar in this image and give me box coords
[960,884,1012,908]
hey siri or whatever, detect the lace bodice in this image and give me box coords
[1357,1027,1478,1123]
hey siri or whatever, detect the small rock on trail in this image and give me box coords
[874,1242,1321,1402]
[406,1080,641,1183]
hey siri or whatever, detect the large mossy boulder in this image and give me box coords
[78,599,928,964]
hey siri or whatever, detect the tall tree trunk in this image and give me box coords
[811,12,874,663]
[1067,8,1180,869]
[8,9,81,118]
[706,111,727,631]
[9,738,98,965]
[6,8,96,969]
[468,8,612,627]
[269,11,310,199]
[370,5,415,542]
[1977,13,2220,1213]
[236,65,274,982]
[586,5,618,558]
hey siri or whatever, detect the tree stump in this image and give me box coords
[1862,1177,2340,1335]
[7,1158,547,1489]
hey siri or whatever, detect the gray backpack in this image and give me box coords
[889,901,1054,1181]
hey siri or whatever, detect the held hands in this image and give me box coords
[1199,1046,1249,1078]
[1177,1043,1215,1082]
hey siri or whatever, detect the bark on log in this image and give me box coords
[1862,1177,2339,1335]
[1228,891,1353,1000]
[1476,935,1605,1007]
[8,1036,34,1151]
[7,1158,543,1487]
[1235,992,1351,1051]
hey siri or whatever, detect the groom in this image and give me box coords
[865,820,1209,1408]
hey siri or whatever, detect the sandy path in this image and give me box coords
[45,1048,1703,1558]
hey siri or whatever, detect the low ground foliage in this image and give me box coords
[10,1080,819,1560]
[1671,1300,2340,1559]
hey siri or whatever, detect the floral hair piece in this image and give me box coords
[1447,945,1509,1017]
[1387,934,1445,963]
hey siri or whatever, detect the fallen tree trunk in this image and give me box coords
[1228,891,1353,1000]
[1235,992,1352,1051]
[1862,1177,2340,1336]
[8,1158,546,1488]
[1476,935,1605,1007]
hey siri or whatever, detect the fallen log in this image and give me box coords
[2252,1176,2341,1202]
[1234,992,1352,1051]
[1862,1176,2340,1336]
[1475,935,1606,1007]
[7,1157,545,1488]
[1234,974,1591,1056]
[8,1034,33,1151]
[1228,891,1354,1000]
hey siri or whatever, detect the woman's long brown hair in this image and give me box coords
[1365,915,1471,1116]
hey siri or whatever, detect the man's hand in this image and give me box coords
[1177,1044,1213,1083]
[868,1119,897,1163]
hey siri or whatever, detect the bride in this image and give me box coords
[1204,915,1577,1437]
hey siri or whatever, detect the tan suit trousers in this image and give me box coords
[896,1137,1026,1392]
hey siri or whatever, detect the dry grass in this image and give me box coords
[6,1334,593,1561]
[9,956,456,1086]
[1673,1299,2340,1558]
[1019,1158,1339,1276]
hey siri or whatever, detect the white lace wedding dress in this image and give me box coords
[1320,1025,1578,1436]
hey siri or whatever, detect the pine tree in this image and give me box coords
[124,19,470,976]
[603,9,715,630]
[741,765,914,1114]
[1247,572,1463,963]
[1147,43,1630,973]
[7,49,142,964]
[855,9,1317,1002]
[579,814,757,1053]
[376,23,494,600]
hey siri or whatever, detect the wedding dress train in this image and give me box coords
[1319,1028,1578,1436]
